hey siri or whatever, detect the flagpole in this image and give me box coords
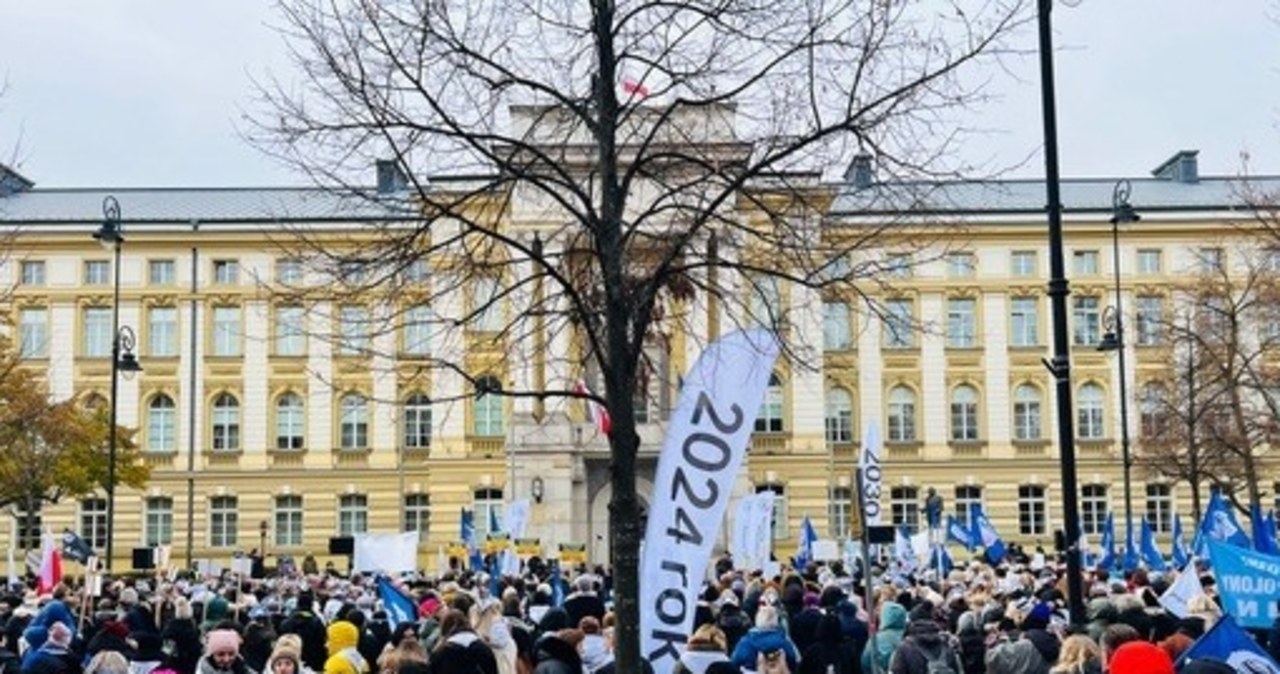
[854,465,880,674]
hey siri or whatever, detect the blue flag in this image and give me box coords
[489,505,501,536]
[1140,516,1166,571]
[1122,516,1139,572]
[1251,501,1280,556]
[460,508,483,570]
[946,515,975,551]
[486,554,502,598]
[1178,614,1280,671]
[1194,489,1251,557]
[931,544,953,575]
[1098,512,1116,570]
[1206,540,1280,629]
[794,515,818,570]
[969,504,1006,564]
[377,576,417,627]
[549,559,566,607]
[1171,514,1190,569]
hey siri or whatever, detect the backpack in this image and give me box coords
[757,650,790,674]
[921,646,957,674]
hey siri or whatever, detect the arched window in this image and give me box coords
[211,393,240,451]
[1012,384,1042,441]
[825,388,854,444]
[339,393,369,449]
[404,394,432,449]
[887,386,917,442]
[950,385,980,441]
[1077,383,1105,440]
[473,376,504,436]
[755,372,784,433]
[276,392,305,450]
[147,394,176,453]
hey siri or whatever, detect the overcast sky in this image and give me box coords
[1,1,1278,188]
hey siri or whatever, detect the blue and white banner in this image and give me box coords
[1179,614,1280,673]
[1171,514,1190,569]
[1207,540,1280,628]
[969,505,1005,564]
[1098,512,1116,570]
[1251,501,1280,556]
[1195,489,1250,557]
[1140,516,1166,572]
[794,515,817,570]
[377,576,417,627]
[501,500,531,577]
[1159,558,1202,618]
[946,515,975,551]
[640,329,780,674]
[858,422,882,525]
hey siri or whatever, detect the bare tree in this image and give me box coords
[246,0,1029,667]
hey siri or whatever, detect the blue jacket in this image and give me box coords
[731,627,799,672]
[861,603,907,674]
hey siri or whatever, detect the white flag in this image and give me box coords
[353,532,420,574]
[859,422,883,525]
[1159,558,1203,618]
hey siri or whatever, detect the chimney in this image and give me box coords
[1151,150,1199,184]
[845,153,874,190]
[375,159,408,194]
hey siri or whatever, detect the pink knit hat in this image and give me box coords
[205,629,241,656]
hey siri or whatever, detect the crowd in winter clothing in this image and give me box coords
[0,549,1273,674]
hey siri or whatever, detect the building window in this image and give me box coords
[1146,484,1174,534]
[147,395,177,453]
[890,486,920,531]
[1011,251,1036,276]
[1139,382,1168,439]
[148,307,178,357]
[84,260,111,285]
[1198,247,1225,275]
[1134,296,1164,346]
[1073,296,1101,346]
[213,260,240,285]
[275,306,306,356]
[403,304,432,356]
[339,393,369,450]
[474,488,504,537]
[338,494,368,536]
[1010,296,1039,347]
[473,376,504,437]
[83,306,113,357]
[209,496,238,548]
[946,298,977,348]
[275,495,303,547]
[211,393,241,451]
[1077,383,1105,440]
[949,385,980,441]
[1072,250,1099,275]
[148,260,176,285]
[144,497,173,546]
[1018,484,1047,535]
[822,301,852,351]
[947,252,976,278]
[1012,384,1042,441]
[405,494,430,536]
[887,386,917,442]
[824,388,854,444]
[755,484,788,540]
[884,298,914,348]
[19,260,45,286]
[1136,249,1162,274]
[339,260,369,285]
[18,308,48,359]
[404,394,432,449]
[1081,484,1108,536]
[474,276,505,332]
[13,502,42,550]
[402,259,429,285]
[828,486,852,539]
[79,498,108,550]
[954,486,982,528]
[338,305,369,356]
[276,258,303,284]
[754,372,784,433]
[212,306,241,357]
[885,253,912,278]
[276,393,305,450]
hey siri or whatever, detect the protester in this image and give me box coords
[730,605,798,673]
[673,625,730,674]
[1048,635,1101,674]
[322,622,367,674]
[429,610,496,674]
[197,630,248,674]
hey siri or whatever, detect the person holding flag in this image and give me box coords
[968,504,1006,564]
[793,515,817,571]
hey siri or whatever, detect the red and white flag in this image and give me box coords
[621,78,650,99]
[36,532,61,594]
[573,379,612,436]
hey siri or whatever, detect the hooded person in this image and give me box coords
[984,602,1059,674]
[887,617,963,674]
[429,610,497,674]
[278,595,326,674]
[86,623,133,662]
[21,622,79,674]
[729,606,799,674]
[21,626,50,672]
[953,612,985,674]
[860,602,907,674]
[160,599,203,674]
[799,614,857,674]
[197,630,249,674]
[321,622,366,674]
[672,625,729,674]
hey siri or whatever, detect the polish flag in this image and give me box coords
[621,79,650,98]
[36,533,62,594]
[574,379,612,436]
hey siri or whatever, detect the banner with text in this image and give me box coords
[639,329,780,674]
[1208,540,1280,628]
[353,532,420,574]
[858,422,883,526]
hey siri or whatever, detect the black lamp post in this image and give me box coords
[94,196,143,572]
[1098,179,1141,560]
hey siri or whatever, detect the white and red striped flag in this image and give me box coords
[36,532,61,594]
[573,379,612,436]
[621,78,650,99]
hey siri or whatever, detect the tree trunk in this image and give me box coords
[608,425,643,674]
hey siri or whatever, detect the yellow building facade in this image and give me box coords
[1,147,1278,572]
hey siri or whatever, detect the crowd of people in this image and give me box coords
[0,548,1275,674]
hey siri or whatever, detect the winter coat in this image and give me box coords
[431,632,498,674]
[195,655,250,674]
[716,606,752,656]
[0,648,21,674]
[887,621,962,674]
[955,625,985,674]
[159,619,202,674]
[799,615,858,674]
[984,630,1058,674]
[531,635,581,674]
[483,620,518,674]
[789,609,824,656]
[860,603,907,674]
[672,650,730,674]
[579,635,612,674]
[279,611,328,673]
[20,644,79,674]
[561,594,606,630]
[730,627,799,674]
[323,623,368,674]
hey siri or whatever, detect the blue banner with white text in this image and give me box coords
[1207,540,1280,628]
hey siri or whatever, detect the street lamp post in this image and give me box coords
[94,196,143,573]
[1098,180,1141,561]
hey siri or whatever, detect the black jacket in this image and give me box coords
[562,594,606,629]
[430,632,499,674]
[160,618,203,674]
[279,610,328,672]
[532,635,582,674]
[799,616,860,674]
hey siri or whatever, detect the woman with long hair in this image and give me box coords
[1049,635,1102,674]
